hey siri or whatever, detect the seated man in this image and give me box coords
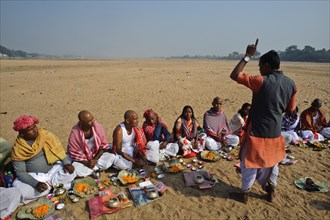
[112,110,147,170]
[300,99,330,140]
[11,115,76,202]
[229,103,251,138]
[203,97,240,150]
[142,109,179,162]
[68,110,116,178]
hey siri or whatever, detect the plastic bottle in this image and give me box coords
[4,171,14,188]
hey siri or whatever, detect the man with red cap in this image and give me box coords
[11,115,76,202]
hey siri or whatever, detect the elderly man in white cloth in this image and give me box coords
[68,110,117,178]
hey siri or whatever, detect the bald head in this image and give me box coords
[311,99,322,112]
[124,110,138,128]
[124,110,136,120]
[78,110,94,130]
[212,96,223,112]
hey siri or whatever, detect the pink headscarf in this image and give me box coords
[13,115,39,131]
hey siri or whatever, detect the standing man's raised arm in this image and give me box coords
[230,38,259,81]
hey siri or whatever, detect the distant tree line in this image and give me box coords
[170,45,330,63]
[1,44,329,62]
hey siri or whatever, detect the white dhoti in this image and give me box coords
[146,141,180,163]
[299,130,325,141]
[205,137,221,151]
[0,187,22,219]
[240,143,279,192]
[225,134,240,146]
[205,134,239,151]
[12,163,76,203]
[72,152,117,177]
[112,155,132,170]
[320,127,330,138]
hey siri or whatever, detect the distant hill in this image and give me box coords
[0,45,46,58]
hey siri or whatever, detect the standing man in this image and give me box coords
[68,110,116,178]
[229,39,297,203]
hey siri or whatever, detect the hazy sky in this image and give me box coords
[1,0,329,58]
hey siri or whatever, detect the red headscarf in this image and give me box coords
[13,115,39,131]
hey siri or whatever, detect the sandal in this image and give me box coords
[305,178,320,191]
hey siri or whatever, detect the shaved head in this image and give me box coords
[78,110,94,130]
[124,110,136,120]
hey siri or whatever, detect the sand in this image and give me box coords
[0,59,329,219]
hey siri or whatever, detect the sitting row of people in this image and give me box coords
[2,97,328,217]
[4,97,245,207]
[281,98,330,145]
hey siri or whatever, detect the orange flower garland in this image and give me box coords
[32,204,50,218]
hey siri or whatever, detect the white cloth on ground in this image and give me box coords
[0,187,22,219]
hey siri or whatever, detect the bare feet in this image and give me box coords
[229,192,249,204]
[265,185,276,202]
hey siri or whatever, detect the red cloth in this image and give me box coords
[13,115,39,131]
[68,121,109,161]
[133,126,147,155]
[88,190,132,219]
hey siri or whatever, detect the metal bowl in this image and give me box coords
[107,197,120,208]
[146,189,159,199]
[54,187,66,196]
[194,175,205,184]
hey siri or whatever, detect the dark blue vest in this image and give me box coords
[249,71,296,138]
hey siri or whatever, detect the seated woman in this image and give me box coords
[142,109,179,162]
[173,105,204,157]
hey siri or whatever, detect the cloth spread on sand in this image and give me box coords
[11,128,66,164]
[294,177,329,193]
[183,170,217,189]
[300,107,327,138]
[203,108,230,137]
[68,121,109,161]
[88,189,133,219]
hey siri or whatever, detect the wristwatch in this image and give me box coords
[243,56,250,63]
